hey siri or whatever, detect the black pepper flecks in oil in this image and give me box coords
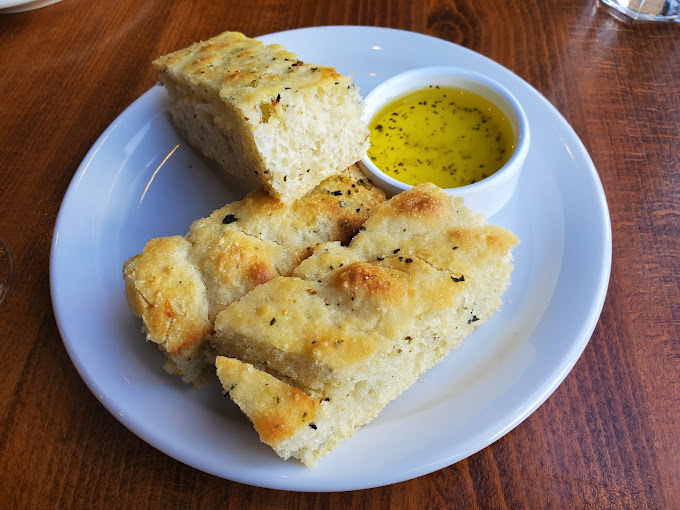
[367,85,515,188]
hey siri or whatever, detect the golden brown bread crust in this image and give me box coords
[123,167,385,386]
[332,261,406,302]
[216,356,318,447]
[212,184,519,465]
[390,185,449,217]
[123,236,212,355]
[214,184,518,384]
[154,32,344,115]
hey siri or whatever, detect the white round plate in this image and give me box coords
[0,0,62,13]
[50,26,611,491]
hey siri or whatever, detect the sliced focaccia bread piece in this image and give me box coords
[212,183,519,465]
[153,31,370,204]
[216,356,320,453]
[216,355,373,466]
[123,167,385,387]
[123,236,215,384]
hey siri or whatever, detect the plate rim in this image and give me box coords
[0,0,62,12]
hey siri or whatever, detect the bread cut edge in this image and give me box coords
[153,31,370,204]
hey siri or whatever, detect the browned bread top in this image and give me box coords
[213,183,519,391]
[123,167,385,385]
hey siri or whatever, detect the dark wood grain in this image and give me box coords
[0,0,678,508]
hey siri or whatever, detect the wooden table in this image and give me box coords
[1,0,678,507]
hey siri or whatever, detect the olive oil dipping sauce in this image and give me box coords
[367,86,515,188]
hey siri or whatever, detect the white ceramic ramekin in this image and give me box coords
[360,67,530,217]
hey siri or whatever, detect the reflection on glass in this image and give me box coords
[600,0,680,21]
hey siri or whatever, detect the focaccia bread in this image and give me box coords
[212,183,519,466]
[123,167,385,387]
[153,31,370,204]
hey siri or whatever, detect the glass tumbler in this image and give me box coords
[600,0,680,21]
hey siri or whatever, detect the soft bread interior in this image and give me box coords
[154,31,370,203]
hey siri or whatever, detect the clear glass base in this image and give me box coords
[0,238,12,306]
[600,0,680,21]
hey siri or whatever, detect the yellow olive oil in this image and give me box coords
[367,85,515,188]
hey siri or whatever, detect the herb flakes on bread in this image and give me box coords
[153,31,370,204]
[123,167,385,387]
[212,183,519,466]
